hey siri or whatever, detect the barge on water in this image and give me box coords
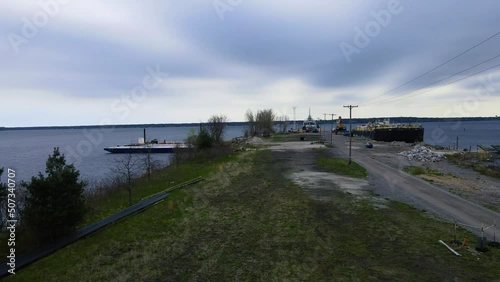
[352,119,424,143]
[104,128,188,153]
[104,141,188,153]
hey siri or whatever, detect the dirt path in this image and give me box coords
[332,135,500,213]
[253,135,499,239]
[319,133,500,240]
[254,145,499,280]
[262,140,376,202]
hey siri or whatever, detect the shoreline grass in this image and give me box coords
[0,148,237,259]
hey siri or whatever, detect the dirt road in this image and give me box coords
[325,133,499,240]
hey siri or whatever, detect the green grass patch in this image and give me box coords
[447,153,500,179]
[317,156,367,178]
[404,165,444,176]
[82,151,239,225]
[269,133,324,142]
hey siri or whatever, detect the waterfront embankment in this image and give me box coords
[4,135,500,281]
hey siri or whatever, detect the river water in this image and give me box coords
[1,120,499,184]
[0,125,246,184]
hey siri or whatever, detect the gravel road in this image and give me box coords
[324,133,499,240]
[250,134,499,239]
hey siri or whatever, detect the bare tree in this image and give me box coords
[207,115,228,144]
[276,115,289,133]
[246,109,276,137]
[142,146,163,180]
[245,109,256,137]
[111,150,143,205]
[256,109,276,137]
[169,143,186,169]
[185,128,197,160]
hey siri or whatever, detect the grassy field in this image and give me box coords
[5,148,500,281]
[447,152,500,179]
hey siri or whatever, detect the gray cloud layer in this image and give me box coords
[1,0,499,126]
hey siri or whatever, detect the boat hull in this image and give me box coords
[104,144,188,154]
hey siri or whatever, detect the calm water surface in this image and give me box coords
[1,121,499,184]
[0,126,246,184]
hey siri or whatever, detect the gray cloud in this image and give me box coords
[1,0,500,126]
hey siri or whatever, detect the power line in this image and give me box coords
[376,61,500,105]
[361,30,500,105]
[364,52,500,106]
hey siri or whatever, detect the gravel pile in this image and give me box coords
[247,136,265,144]
[398,145,445,162]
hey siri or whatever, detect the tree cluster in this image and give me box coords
[275,115,290,133]
[188,114,228,150]
[245,109,276,137]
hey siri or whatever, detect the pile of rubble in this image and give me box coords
[398,145,445,162]
[247,136,265,144]
[230,136,264,151]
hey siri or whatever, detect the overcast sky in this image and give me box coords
[1,0,499,127]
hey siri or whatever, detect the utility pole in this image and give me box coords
[329,114,336,145]
[343,105,358,164]
[323,113,327,133]
[293,106,297,131]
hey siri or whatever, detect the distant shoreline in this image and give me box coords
[1,116,498,131]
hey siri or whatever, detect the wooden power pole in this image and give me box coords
[329,113,336,145]
[293,106,297,131]
[343,105,358,164]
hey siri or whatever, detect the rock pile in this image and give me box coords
[247,136,265,144]
[398,145,445,162]
[230,136,265,149]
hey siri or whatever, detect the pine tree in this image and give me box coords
[22,148,86,242]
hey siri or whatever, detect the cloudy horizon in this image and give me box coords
[1,0,499,127]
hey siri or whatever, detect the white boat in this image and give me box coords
[302,109,320,133]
